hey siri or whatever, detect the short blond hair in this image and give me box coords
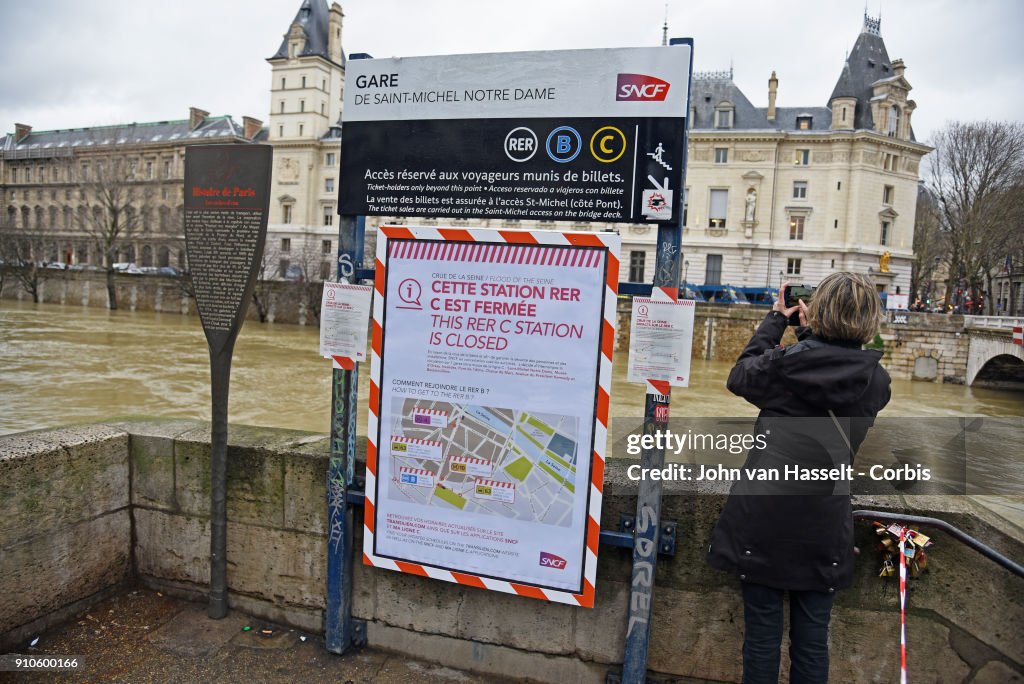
[806,272,882,344]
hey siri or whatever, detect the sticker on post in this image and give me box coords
[412,408,448,427]
[399,467,435,488]
[391,436,443,462]
[474,478,516,503]
[450,454,494,477]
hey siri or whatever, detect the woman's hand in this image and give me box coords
[774,282,810,326]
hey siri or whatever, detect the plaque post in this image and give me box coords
[183,144,273,620]
[621,37,693,683]
[325,214,365,653]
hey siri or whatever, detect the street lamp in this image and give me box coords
[683,260,690,286]
[778,270,784,288]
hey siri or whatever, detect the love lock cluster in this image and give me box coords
[873,522,934,578]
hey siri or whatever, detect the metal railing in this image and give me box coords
[853,510,1024,578]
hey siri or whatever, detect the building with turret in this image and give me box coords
[264,0,346,282]
[619,12,930,296]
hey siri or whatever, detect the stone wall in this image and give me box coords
[0,270,324,326]
[616,302,973,383]
[0,425,132,649]
[2,421,1022,682]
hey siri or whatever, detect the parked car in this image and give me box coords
[112,262,143,274]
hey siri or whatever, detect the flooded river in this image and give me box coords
[2,301,1021,439]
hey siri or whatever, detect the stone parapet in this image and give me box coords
[1,421,1021,682]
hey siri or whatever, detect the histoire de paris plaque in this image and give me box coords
[183,144,272,618]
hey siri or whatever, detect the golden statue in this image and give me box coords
[879,251,891,273]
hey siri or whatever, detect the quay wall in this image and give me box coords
[2,421,1021,682]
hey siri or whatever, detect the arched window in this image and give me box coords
[158,245,170,267]
[159,206,170,231]
[21,206,31,229]
[92,206,103,226]
[6,206,15,227]
[77,206,87,229]
[141,244,153,267]
[35,206,44,230]
[63,206,72,230]
[49,206,58,228]
[888,105,900,137]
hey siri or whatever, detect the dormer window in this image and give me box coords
[796,115,813,130]
[715,102,734,129]
[888,105,900,137]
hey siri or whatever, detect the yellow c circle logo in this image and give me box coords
[589,126,627,163]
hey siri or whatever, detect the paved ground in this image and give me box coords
[2,588,512,683]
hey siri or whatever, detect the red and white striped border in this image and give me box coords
[392,436,443,447]
[364,225,620,608]
[474,478,515,489]
[451,455,491,466]
[399,467,432,477]
[413,408,447,417]
[1013,326,1022,345]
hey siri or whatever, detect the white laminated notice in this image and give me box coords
[626,297,696,387]
[319,283,373,360]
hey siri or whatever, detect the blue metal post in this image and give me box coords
[325,214,366,653]
[621,37,693,684]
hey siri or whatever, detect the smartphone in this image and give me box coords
[783,285,815,326]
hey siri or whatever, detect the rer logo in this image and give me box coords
[616,73,670,102]
[539,551,567,570]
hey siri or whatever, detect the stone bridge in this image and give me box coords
[965,317,1024,390]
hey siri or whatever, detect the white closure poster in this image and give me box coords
[364,226,619,605]
[319,283,373,361]
[627,296,696,387]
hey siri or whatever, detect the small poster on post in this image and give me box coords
[627,294,696,387]
[319,282,373,363]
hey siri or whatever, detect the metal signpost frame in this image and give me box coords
[325,213,367,653]
[325,43,693,673]
[620,37,693,684]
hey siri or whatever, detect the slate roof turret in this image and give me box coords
[828,13,893,131]
[270,0,343,65]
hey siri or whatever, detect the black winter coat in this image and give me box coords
[706,310,891,593]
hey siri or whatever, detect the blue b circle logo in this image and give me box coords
[545,126,582,163]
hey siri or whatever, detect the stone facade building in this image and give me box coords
[0,109,264,270]
[264,0,346,282]
[2,3,929,299]
[270,7,928,296]
[620,13,931,295]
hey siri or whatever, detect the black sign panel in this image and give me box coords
[340,117,684,224]
[184,145,272,352]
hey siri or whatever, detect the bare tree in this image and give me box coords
[926,121,1024,313]
[0,229,47,303]
[76,152,154,310]
[250,229,330,324]
[911,184,947,308]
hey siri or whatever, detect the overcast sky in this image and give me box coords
[1,0,1021,145]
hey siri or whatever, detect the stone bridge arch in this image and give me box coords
[966,326,1024,390]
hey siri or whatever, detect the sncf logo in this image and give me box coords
[616,74,670,102]
[539,552,567,569]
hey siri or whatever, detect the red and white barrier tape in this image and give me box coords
[898,528,909,684]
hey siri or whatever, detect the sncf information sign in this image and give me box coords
[340,45,692,225]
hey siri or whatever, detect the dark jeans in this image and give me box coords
[742,582,834,684]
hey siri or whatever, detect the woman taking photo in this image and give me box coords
[707,272,891,684]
